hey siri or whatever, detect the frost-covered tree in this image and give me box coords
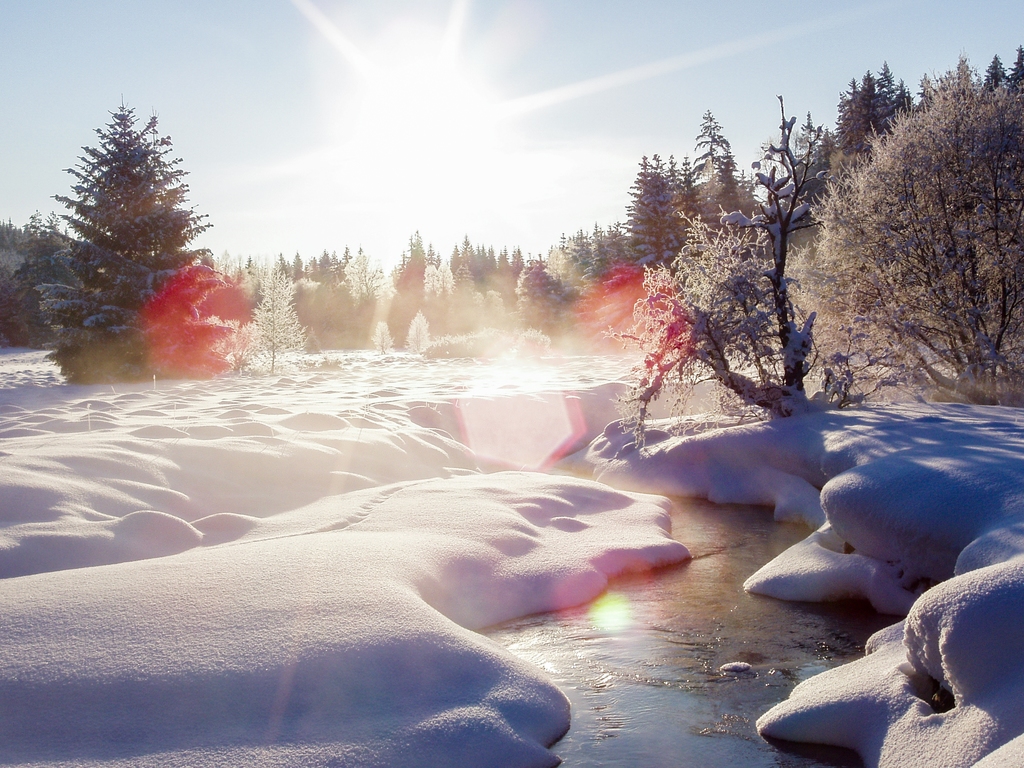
[406,311,430,354]
[371,320,394,354]
[253,267,305,374]
[819,60,1024,404]
[41,105,214,382]
[423,263,454,297]
[345,248,392,303]
[626,99,823,429]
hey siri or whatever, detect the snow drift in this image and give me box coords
[0,350,688,767]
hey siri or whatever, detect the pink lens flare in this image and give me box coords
[455,391,588,470]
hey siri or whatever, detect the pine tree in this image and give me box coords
[627,155,689,267]
[253,267,305,374]
[695,112,742,214]
[1009,46,1024,91]
[42,105,214,382]
[984,54,1006,90]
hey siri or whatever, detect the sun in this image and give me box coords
[348,25,506,187]
[290,0,521,233]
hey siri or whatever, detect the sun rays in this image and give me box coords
[271,0,865,263]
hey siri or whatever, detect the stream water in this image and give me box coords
[486,498,894,767]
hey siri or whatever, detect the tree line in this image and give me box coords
[2,46,1022,392]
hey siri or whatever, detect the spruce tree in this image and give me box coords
[984,54,1006,90]
[43,105,213,382]
[1009,46,1024,91]
[695,111,741,214]
[627,155,689,267]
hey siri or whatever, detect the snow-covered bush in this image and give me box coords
[424,328,550,359]
[215,319,259,373]
[625,99,823,432]
[818,59,1024,405]
[405,312,430,354]
[371,321,394,355]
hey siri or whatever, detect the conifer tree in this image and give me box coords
[695,111,742,214]
[984,54,1006,90]
[42,105,214,382]
[627,155,689,268]
[516,261,575,334]
[1009,46,1024,91]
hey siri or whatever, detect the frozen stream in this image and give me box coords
[487,499,894,767]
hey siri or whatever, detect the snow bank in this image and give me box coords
[576,403,1024,767]
[0,352,688,767]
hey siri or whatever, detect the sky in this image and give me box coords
[2,0,1022,269]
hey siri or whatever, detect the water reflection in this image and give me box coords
[486,499,893,767]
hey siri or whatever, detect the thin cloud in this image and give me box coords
[496,11,869,119]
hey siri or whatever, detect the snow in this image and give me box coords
[574,401,1024,767]
[11,340,1024,768]
[0,348,688,767]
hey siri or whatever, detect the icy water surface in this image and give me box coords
[487,499,893,767]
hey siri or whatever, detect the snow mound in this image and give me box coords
[0,473,686,767]
[758,558,1024,767]
[0,353,688,766]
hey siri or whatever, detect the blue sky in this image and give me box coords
[2,0,1022,267]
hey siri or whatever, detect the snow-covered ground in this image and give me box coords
[6,346,1024,767]
[0,348,687,767]
[575,405,1024,767]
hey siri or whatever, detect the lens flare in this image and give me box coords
[588,591,632,633]
[455,390,586,470]
[141,264,231,379]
